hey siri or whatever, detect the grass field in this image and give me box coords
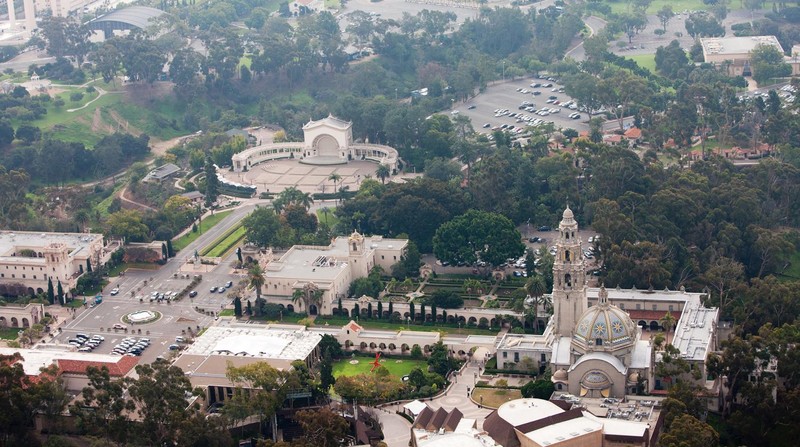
[626,53,657,73]
[0,327,20,340]
[780,251,800,282]
[332,355,427,379]
[173,210,234,251]
[205,226,246,257]
[317,208,338,228]
[605,0,727,15]
[200,221,244,256]
[471,388,523,409]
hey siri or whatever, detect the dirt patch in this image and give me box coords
[106,109,144,136]
[90,107,115,134]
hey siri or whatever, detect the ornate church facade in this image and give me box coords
[496,207,720,398]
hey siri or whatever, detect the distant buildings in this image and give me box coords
[142,163,181,183]
[0,231,105,297]
[700,36,785,77]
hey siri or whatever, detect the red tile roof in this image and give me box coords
[624,127,642,139]
[57,356,139,377]
[626,310,681,322]
[345,320,364,333]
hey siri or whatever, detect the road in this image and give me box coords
[52,204,258,364]
[564,16,607,62]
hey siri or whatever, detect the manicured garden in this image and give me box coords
[332,355,427,379]
[313,315,501,336]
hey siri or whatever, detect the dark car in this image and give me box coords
[209,286,217,293]
[538,226,551,231]
[529,237,539,243]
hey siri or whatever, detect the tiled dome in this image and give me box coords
[573,302,636,351]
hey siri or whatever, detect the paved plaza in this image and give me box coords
[222,159,386,195]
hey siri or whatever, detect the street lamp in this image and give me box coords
[502,61,505,81]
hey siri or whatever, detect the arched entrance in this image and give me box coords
[313,134,340,157]
[309,305,318,316]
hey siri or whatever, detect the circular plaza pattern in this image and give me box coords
[123,310,161,325]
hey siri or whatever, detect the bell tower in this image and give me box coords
[552,206,588,337]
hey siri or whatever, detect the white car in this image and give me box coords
[110,288,119,295]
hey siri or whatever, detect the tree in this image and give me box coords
[204,158,218,206]
[234,297,242,317]
[433,209,524,268]
[106,209,149,242]
[657,5,675,31]
[521,379,555,399]
[293,407,348,447]
[750,43,792,86]
[243,207,282,248]
[56,280,64,305]
[685,12,724,38]
[319,351,336,393]
[660,312,676,343]
[429,290,464,309]
[376,164,391,184]
[655,40,690,79]
[273,186,314,212]
[86,258,92,273]
[249,264,266,313]
[525,276,548,333]
[126,362,200,446]
[659,414,719,447]
[328,173,342,202]
[71,366,134,444]
[47,278,55,305]
[427,341,457,376]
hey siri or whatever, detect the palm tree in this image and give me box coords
[320,207,332,225]
[328,173,342,202]
[248,264,266,311]
[73,209,90,233]
[660,312,677,344]
[292,289,305,312]
[525,276,547,334]
[376,164,390,184]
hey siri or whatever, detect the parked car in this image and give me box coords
[110,288,119,295]
[112,323,127,330]
[538,226,551,231]
[225,281,233,288]
[209,286,217,293]
[189,290,198,297]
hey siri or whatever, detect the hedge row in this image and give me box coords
[200,222,243,256]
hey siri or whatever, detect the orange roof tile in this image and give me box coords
[57,356,139,377]
[624,127,642,139]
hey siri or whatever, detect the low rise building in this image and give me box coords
[173,325,322,405]
[0,231,105,297]
[700,35,785,77]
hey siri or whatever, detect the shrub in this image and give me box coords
[69,92,84,102]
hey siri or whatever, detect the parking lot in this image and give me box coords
[453,75,591,138]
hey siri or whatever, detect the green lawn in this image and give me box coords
[0,327,20,340]
[780,251,800,282]
[172,210,234,251]
[604,0,731,15]
[200,222,244,256]
[626,53,657,73]
[219,309,235,316]
[316,208,338,228]
[205,226,246,257]
[16,92,124,146]
[332,355,427,379]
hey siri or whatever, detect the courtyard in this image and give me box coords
[332,355,427,379]
[221,159,409,195]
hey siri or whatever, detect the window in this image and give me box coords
[0,274,3,278]
[636,304,641,310]
[503,352,508,358]
[393,256,397,260]
[381,255,384,260]
[652,305,657,311]
[22,274,25,279]
[619,303,624,309]
[596,338,603,346]
[669,305,674,311]
[514,352,520,362]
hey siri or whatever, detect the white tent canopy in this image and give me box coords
[404,400,429,417]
